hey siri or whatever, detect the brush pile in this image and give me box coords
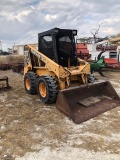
[0,55,24,70]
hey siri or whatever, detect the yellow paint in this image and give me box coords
[24,45,91,90]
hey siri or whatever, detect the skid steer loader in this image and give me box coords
[24,28,120,123]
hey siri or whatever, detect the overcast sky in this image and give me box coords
[0,0,120,51]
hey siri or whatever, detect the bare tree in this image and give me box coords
[91,23,102,43]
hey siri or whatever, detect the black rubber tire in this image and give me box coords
[37,76,58,104]
[24,72,37,95]
[88,74,95,83]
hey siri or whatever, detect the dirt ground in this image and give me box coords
[0,70,120,160]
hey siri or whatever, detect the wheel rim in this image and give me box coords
[39,82,47,98]
[25,78,31,90]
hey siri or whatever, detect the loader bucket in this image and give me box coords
[56,80,120,124]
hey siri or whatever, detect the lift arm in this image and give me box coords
[24,45,70,79]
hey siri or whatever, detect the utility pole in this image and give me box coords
[0,41,2,52]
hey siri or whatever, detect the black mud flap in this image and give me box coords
[56,80,120,124]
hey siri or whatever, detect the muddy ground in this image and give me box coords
[0,70,120,160]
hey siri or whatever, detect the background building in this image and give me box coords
[12,43,38,55]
